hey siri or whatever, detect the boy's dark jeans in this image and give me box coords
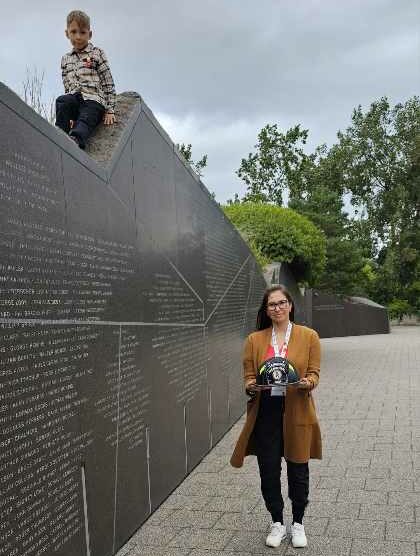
[55,93,105,149]
[254,395,309,524]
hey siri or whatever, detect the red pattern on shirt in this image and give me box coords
[265,344,288,360]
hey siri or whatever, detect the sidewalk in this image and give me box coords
[117,327,420,556]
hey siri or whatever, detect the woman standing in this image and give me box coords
[230,285,322,548]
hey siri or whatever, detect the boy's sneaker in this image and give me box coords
[265,522,286,547]
[291,522,307,548]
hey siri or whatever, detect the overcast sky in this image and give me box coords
[2,0,419,202]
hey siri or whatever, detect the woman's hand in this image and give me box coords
[246,383,257,399]
[297,377,312,390]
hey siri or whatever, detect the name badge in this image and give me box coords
[271,384,286,397]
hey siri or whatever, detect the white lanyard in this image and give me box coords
[271,321,292,358]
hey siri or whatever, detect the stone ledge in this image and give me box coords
[85,91,141,165]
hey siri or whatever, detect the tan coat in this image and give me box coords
[230,324,322,467]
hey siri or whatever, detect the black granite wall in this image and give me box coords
[0,83,267,556]
[264,262,306,325]
[263,263,389,337]
[306,290,390,337]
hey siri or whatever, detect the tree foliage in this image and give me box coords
[223,203,326,285]
[237,124,314,205]
[339,97,420,312]
[235,96,420,311]
[338,97,419,244]
[177,143,208,177]
[387,299,412,322]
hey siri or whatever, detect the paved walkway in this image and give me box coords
[117,327,420,556]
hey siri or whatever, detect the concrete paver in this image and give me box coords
[117,327,420,556]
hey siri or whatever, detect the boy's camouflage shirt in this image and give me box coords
[61,42,116,113]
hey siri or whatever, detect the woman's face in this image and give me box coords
[266,290,292,325]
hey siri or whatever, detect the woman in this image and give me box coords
[230,285,322,549]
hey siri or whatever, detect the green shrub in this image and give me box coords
[223,202,326,284]
[387,298,412,322]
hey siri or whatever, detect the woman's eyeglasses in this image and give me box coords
[267,300,289,310]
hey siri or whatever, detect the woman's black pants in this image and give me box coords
[254,395,309,524]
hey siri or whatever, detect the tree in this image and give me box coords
[371,221,420,314]
[226,193,241,205]
[21,66,55,123]
[288,154,369,295]
[235,97,420,305]
[237,124,316,205]
[337,97,420,248]
[223,202,326,285]
[177,143,208,177]
[387,299,412,322]
[336,97,420,307]
[236,123,369,294]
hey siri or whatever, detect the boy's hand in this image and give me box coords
[104,112,115,125]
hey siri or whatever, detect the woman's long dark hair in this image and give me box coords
[256,285,295,330]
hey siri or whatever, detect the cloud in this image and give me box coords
[2,0,419,201]
[157,111,269,201]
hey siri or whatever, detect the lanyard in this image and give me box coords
[271,321,292,358]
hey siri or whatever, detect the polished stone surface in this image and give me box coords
[116,327,420,556]
[0,82,267,556]
[308,290,389,337]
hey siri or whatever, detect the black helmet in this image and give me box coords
[257,356,289,386]
[257,357,300,386]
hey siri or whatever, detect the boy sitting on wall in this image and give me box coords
[55,10,116,149]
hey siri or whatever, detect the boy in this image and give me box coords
[55,10,116,149]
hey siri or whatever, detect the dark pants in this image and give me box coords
[254,395,309,524]
[55,93,105,149]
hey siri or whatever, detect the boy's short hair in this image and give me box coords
[66,10,90,29]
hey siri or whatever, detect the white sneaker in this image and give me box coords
[265,522,286,547]
[291,522,307,548]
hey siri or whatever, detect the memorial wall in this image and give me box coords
[264,262,306,325]
[0,83,267,556]
[263,263,389,337]
[306,290,390,337]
